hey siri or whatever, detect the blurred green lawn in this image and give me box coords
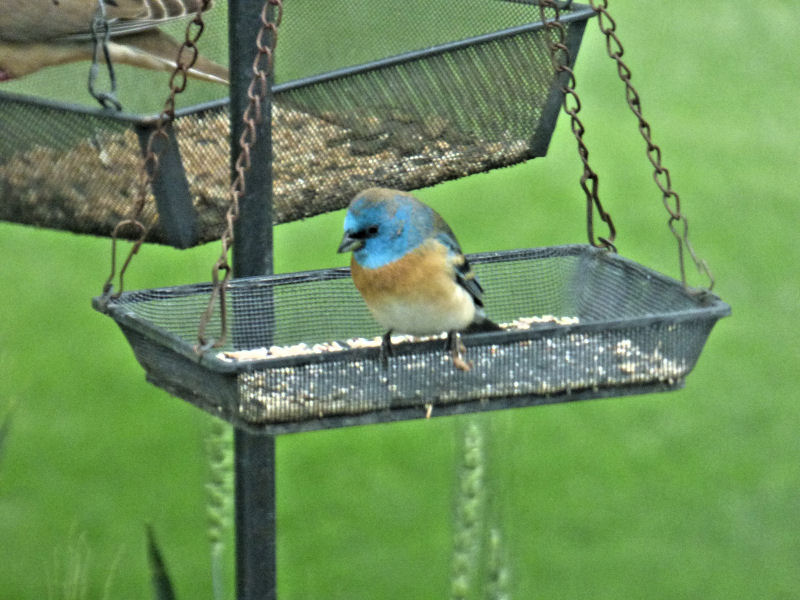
[2,1,799,598]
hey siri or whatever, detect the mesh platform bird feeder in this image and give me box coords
[94,245,729,434]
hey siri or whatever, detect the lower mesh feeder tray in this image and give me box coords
[93,245,730,433]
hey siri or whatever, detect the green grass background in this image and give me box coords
[2,1,799,598]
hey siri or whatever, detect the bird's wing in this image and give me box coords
[0,29,228,83]
[107,28,229,83]
[451,252,485,309]
[0,40,91,78]
[73,0,217,40]
[432,215,485,308]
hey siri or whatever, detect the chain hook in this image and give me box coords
[196,258,233,350]
[88,0,122,111]
[102,220,148,298]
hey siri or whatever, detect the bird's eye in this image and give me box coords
[351,224,380,240]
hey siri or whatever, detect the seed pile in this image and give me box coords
[214,316,688,424]
[0,104,531,244]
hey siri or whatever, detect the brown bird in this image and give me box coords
[0,0,228,84]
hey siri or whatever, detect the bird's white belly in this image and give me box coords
[370,286,476,336]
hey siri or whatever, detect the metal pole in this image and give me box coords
[234,431,276,600]
[230,9,273,279]
[229,0,276,598]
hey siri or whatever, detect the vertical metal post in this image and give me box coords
[229,0,274,279]
[234,431,276,600]
[229,0,276,598]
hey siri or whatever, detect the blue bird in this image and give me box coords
[337,187,501,370]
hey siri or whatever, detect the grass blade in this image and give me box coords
[145,525,177,600]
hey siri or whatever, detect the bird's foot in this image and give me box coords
[446,331,472,372]
[380,330,394,369]
[452,353,472,372]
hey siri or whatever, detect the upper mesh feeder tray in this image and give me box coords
[93,245,730,434]
[0,1,593,247]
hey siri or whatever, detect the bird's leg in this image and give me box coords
[446,331,472,372]
[380,330,394,369]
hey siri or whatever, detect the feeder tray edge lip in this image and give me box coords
[274,3,596,94]
[91,244,730,374]
[0,88,163,125]
[213,378,687,436]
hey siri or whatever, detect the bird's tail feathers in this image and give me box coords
[113,29,229,84]
[464,315,502,334]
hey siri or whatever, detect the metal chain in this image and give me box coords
[196,0,283,351]
[537,0,616,251]
[89,0,122,110]
[102,0,213,298]
[589,0,714,290]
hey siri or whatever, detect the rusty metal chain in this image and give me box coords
[196,0,283,351]
[589,0,714,290]
[538,0,617,251]
[102,0,213,298]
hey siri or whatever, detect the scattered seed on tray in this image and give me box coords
[0,103,531,245]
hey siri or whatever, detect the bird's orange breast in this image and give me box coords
[350,240,476,335]
[351,240,448,301]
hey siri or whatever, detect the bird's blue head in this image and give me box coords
[337,188,435,269]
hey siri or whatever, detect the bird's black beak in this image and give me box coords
[337,232,363,253]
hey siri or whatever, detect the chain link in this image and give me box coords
[196,0,283,350]
[102,0,214,298]
[88,0,122,110]
[588,0,714,290]
[537,0,616,251]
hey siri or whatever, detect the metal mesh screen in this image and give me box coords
[0,1,593,246]
[95,246,730,432]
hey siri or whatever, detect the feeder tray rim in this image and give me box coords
[0,88,225,126]
[227,379,688,436]
[281,2,595,92]
[0,2,594,125]
[92,244,731,373]
[97,243,727,301]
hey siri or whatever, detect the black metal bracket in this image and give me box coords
[134,123,199,249]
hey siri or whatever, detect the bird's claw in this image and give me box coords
[380,330,394,369]
[447,331,472,371]
[452,353,473,372]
